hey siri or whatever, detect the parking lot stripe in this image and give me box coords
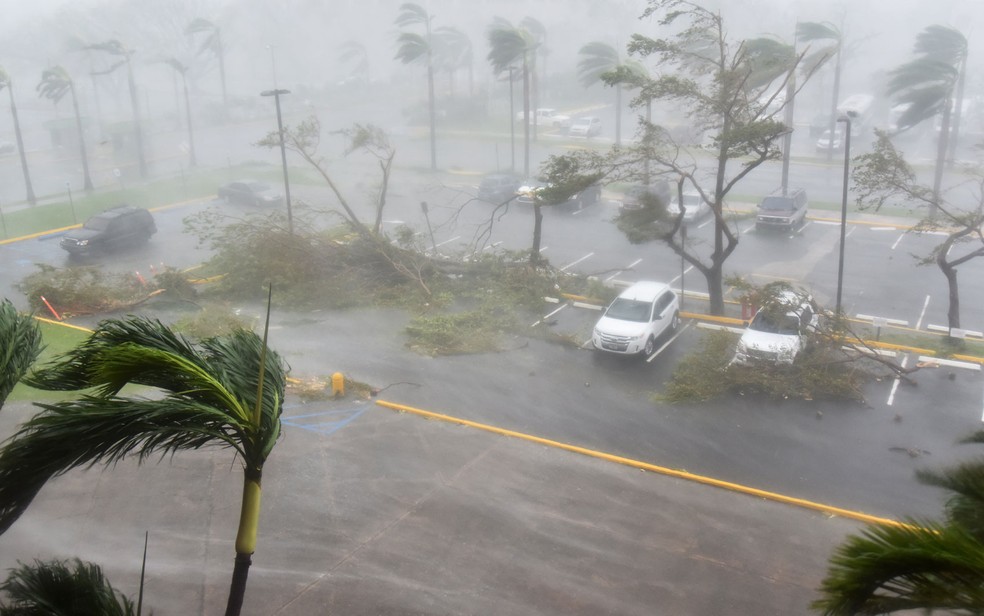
[375,399,908,529]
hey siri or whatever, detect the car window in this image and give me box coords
[654,292,673,315]
[248,182,270,192]
[760,196,794,211]
[750,311,801,335]
[84,216,111,231]
[605,298,652,323]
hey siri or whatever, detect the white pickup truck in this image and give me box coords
[515,108,572,129]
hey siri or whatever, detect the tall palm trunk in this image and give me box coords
[125,58,148,179]
[68,83,94,191]
[615,83,622,147]
[7,86,36,205]
[946,54,966,166]
[426,56,436,171]
[225,469,263,616]
[522,55,530,178]
[931,95,951,219]
[180,73,197,167]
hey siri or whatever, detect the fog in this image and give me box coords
[0,0,980,200]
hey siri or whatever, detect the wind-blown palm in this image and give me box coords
[0,68,37,205]
[338,40,369,80]
[1,558,136,615]
[394,2,437,171]
[434,26,472,97]
[186,18,227,108]
[0,299,41,406]
[814,434,984,614]
[487,20,535,177]
[0,316,287,616]
[796,21,841,162]
[578,41,647,146]
[37,66,94,191]
[86,39,147,178]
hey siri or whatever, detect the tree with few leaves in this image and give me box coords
[887,25,968,218]
[394,2,437,171]
[604,0,811,315]
[86,39,147,179]
[814,431,984,614]
[0,68,37,205]
[578,41,648,147]
[0,314,287,616]
[487,18,537,177]
[37,65,95,191]
[852,131,984,331]
[186,17,227,109]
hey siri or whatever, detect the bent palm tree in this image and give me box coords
[1,558,135,615]
[487,20,536,177]
[87,39,147,179]
[0,316,287,616]
[394,2,437,171]
[163,58,197,168]
[888,25,967,217]
[814,432,984,614]
[578,41,647,147]
[796,21,842,163]
[37,65,94,191]
[186,18,227,109]
[0,68,37,205]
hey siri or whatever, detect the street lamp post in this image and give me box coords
[66,181,77,225]
[835,115,852,316]
[261,88,293,235]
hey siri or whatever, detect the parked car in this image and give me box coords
[815,129,843,152]
[732,290,819,365]
[671,191,711,223]
[515,108,572,130]
[592,281,680,356]
[618,181,672,213]
[60,205,157,256]
[809,114,832,137]
[477,173,521,204]
[568,116,602,138]
[755,188,808,232]
[515,178,601,210]
[218,180,284,206]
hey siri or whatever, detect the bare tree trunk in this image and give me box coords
[938,247,960,330]
[530,201,543,265]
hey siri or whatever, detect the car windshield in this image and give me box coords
[248,182,271,192]
[573,119,591,126]
[749,310,800,335]
[682,195,702,207]
[605,298,651,322]
[83,217,111,231]
[760,197,794,211]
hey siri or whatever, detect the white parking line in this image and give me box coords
[887,355,908,406]
[914,295,931,330]
[646,321,692,362]
[698,218,714,229]
[871,226,898,231]
[891,233,905,250]
[845,226,858,239]
[669,265,694,286]
[531,303,568,327]
[561,252,594,271]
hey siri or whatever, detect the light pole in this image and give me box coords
[261,88,293,235]
[66,181,77,225]
[835,115,852,315]
[508,66,515,174]
[265,44,278,88]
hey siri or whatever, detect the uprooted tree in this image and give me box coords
[852,132,984,331]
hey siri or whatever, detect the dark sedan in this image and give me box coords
[218,180,284,206]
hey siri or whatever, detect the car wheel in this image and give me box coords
[671,311,680,331]
[643,336,656,356]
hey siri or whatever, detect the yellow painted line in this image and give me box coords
[375,399,906,528]
[33,316,92,332]
[0,223,81,245]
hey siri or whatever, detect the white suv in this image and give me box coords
[592,281,680,356]
[732,290,819,365]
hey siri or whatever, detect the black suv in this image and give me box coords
[755,189,808,232]
[477,174,521,204]
[60,206,157,256]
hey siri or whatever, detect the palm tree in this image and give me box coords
[37,66,95,192]
[1,558,136,615]
[520,17,547,139]
[0,315,288,616]
[814,431,984,614]
[487,19,536,177]
[186,18,227,109]
[888,25,967,218]
[434,26,473,98]
[796,21,842,163]
[87,39,147,179]
[0,298,42,406]
[578,42,647,147]
[394,2,437,171]
[0,68,37,205]
[163,58,197,168]
[338,40,369,83]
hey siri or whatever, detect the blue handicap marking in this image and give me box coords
[281,405,367,436]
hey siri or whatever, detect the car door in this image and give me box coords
[652,292,672,336]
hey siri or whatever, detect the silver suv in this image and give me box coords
[756,189,807,232]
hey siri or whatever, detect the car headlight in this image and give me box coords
[78,239,88,246]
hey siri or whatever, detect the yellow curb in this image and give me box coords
[33,316,93,332]
[375,399,906,528]
[0,223,81,245]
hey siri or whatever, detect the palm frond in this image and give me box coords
[795,21,841,44]
[813,520,984,615]
[0,300,42,405]
[486,26,529,73]
[185,17,217,36]
[85,39,129,57]
[1,558,135,615]
[917,461,984,537]
[742,37,795,91]
[0,396,246,535]
[914,25,967,65]
[394,2,428,28]
[394,32,429,64]
[577,42,619,87]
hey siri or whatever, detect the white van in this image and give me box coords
[592,281,680,356]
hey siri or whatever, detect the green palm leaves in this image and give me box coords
[0,299,42,405]
[0,316,287,536]
[1,558,136,615]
